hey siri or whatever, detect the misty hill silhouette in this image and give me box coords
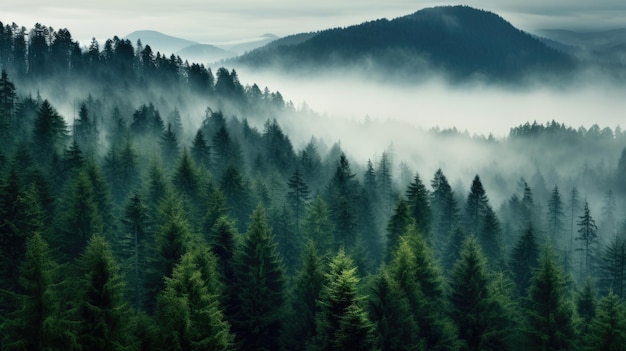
[125,30,199,54]
[234,6,574,82]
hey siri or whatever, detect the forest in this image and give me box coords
[1,21,626,351]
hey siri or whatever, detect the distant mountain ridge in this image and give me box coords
[233,6,575,82]
[125,30,199,54]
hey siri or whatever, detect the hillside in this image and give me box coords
[234,6,575,82]
[176,44,235,64]
[125,30,199,55]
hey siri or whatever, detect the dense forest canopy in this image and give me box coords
[1,17,626,351]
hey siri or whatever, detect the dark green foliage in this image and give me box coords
[284,241,325,350]
[546,185,565,243]
[479,206,503,268]
[368,269,421,351]
[599,235,626,297]
[449,236,512,351]
[220,165,252,231]
[269,204,300,274]
[2,233,75,350]
[584,291,626,351]
[465,175,490,236]
[406,172,432,237]
[522,246,577,351]
[73,234,134,351]
[577,201,598,278]
[31,100,68,166]
[327,153,357,250]
[155,251,234,351]
[385,197,411,261]
[509,227,540,297]
[304,195,335,255]
[231,205,285,351]
[311,249,374,351]
[287,168,311,236]
[191,128,211,170]
[431,168,459,256]
[160,122,180,170]
[577,279,597,336]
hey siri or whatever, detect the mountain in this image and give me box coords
[229,33,280,54]
[176,44,236,64]
[125,30,199,55]
[233,6,575,82]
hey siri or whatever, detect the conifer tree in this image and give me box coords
[509,227,540,297]
[303,195,335,255]
[284,241,325,350]
[231,205,285,351]
[32,100,68,166]
[385,197,411,261]
[522,246,577,351]
[430,168,459,255]
[73,234,134,350]
[160,122,180,170]
[2,233,76,350]
[312,249,374,351]
[203,185,228,236]
[584,291,626,351]
[577,201,598,278]
[600,235,626,297]
[368,269,420,351]
[480,206,503,268]
[465,175,490,236]
[287,168,311,236]
[155,251,234,351]
[449,236,512,351]
[406,172,431,237]
[546,185,565,243]
[577,278,597,336]
[191,128,211,170]
[208,215,239,325]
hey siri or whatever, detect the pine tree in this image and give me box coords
[464,175,490,236]
[191,128,211,170]
[160,122,180,170]
[600,235,626,297]
[406,172,431,236]
[509,227,540,297]
[385,197,411,261]
[73,234,134,350]
[368,269,420,351]
[303,195,335,255]
[577,278,597,336]
[231,205,285,351]
[522,246,577,351]
[312,249,374,351]
[584,291,626,351]
[577,201,598,279]
[377,152,393,216]
[430,168,459,256]
[449,236,512,351]
[55,170,103,261]
[546,185,565,244]
[283,241,325,350]
[220,165,252,232]
[32,100,68,166]
[567,187,580,253]
[479,206,503,268]
[2,233,76,350]
[155,251,234,351]
[287,168,311,237]
[207,215,239,326]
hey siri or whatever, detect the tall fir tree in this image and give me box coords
[73,234,135,351]
[509,226,540,297]
[464,175,490,237]
[522,246,577,351]
[584,291,626,351]
[231,205,285,351]
[546,185,565,244]
[287,168,311,237]
[303,195,335,255]
[311,249,374,351]
[600,235,626,297]
[385,197,412,262]
[449,236,512,351]
[430,168,459,257]
[155,251,234,351]
[406,172,432,237]
[577,201,598,279]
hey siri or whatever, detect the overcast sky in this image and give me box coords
[3,0,626,45]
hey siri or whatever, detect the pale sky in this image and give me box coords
[3,1,626,45]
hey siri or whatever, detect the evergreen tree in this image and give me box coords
[600,235,626,297]
[55,170,103,261]
[385,197,411,261]
[577,201,598,279]
[303,195,335,255]
[577,278,597,336]
[32,100,68,166]
[312,249,374,351]
[509,226,540,297]
[191,128,211,170]
[567,187,581,253]
[368,269,420,351]
[155,251,234,351]
[479,206,503,268]
[284,241,325,350]
[431,168,459,256]
[377,152,393,216]
[231,205,285,351]
[287,168,311,237]
[522,246,577,351]
[584,291,626,351]
[160,122,180,170]
[73,234,134,350]
[202,186,228,236]
[546,185,565,244]
[443,226,466,274]
[2,233,76,350]
[406,172,431,237]
[464,175,490,236]
[207,215,239,326]
[327,153,357,250]
[449,236,512,351]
